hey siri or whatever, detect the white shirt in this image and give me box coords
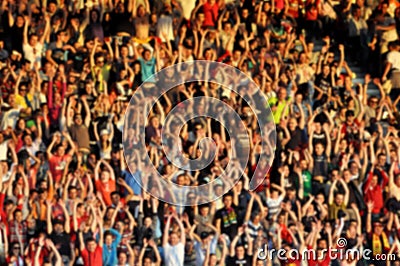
[177,0,196,20]
[0,140,9,161]
[1,108,21,130]
[387,50,400,70]
[163,242,185,266]
[157,15,174,43]
[23,42,43,68]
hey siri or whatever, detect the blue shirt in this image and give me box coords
[138,57,156,81]
[123,170,142,196]
[100,228,122,266]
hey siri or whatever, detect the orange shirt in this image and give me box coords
[95,180,116,206]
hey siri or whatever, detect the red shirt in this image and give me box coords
[48,154,71,183]
[95,180,116,206]
[202,2,218,27]
[307,245,331,266]
[81,246,103,266]
[364,171,387,214]
[305,0,320,20]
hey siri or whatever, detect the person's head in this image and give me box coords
[55,144,66,157]
[137,4,146,17]
[68,185,78,199]
[299,52,308,64]
[101,169,111,183]
[317,238,328,249]
[235,244,246,259]
[271,188,280,199]
[278,88,287,100]
[86,237,97,252]
[111,192,121,205]
[314,142,325,156]
[95,54,105,67]
[334,192,344,205]
[118,251,128,264]
[74,114,83,125]
[322,64,330,76]
[168,231,180,246]
[14,209,23,223]
[373,221,384,235]
[377,153,387,167]
[76,202,85,216]
[90,9,100,22]
[22,133,33,146]
[104,230,114,246]
[143,48,152,61]
[28,34,39,47]
[10,242,20,256]
[53,220,64,234]
[343,169,351,182]
[223,194,233,208]
[288,117,298,131]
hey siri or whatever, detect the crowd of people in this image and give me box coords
[0,0,399,265]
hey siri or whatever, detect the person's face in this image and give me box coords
[101,171,110,183]
[15,211,23,222]
[77,205,85,216]
[377,153,385,165]
[57,146,65,156]
[54,223,64,234]
[19,85,27,96]
[169,232,179,245]
[374,223,384,234]
[27,218,36,229]
[288,118,297,131]
[12,245,20,255]
[121,46,129,57]
[224,23,232,32]
[29,35,38,47]
[223,196,232,208]
[335,194,344,205]
[24,135,32,146]
[143,257,153,266]
[14,16,24,27]
[144,217,152,227]
[96,57,105,67]
[87,241,97,252]
[350,162,358,174]
[111,194,120,205]
[299,53,307,64]
[315,194,324,203]
[236,246,245,258]
[144,50,151,61]
[69,188,77,199]
[315,143,324,155]
[54,92,61,105]
[151,117,159,128]
[118,252,128,264]
[278,89,287,100]
[323,65,330,76]
[343,171,351,182]
[74,116,83,125]
[105,234,113,246]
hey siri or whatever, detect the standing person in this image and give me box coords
[79,217,104,266]
[214,192,239,241]
[162,213,186,266]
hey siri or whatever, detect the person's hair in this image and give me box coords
[13,209,22,217]
[111,191,120,197]
[68,185,77,192]
[86,237,96,244]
